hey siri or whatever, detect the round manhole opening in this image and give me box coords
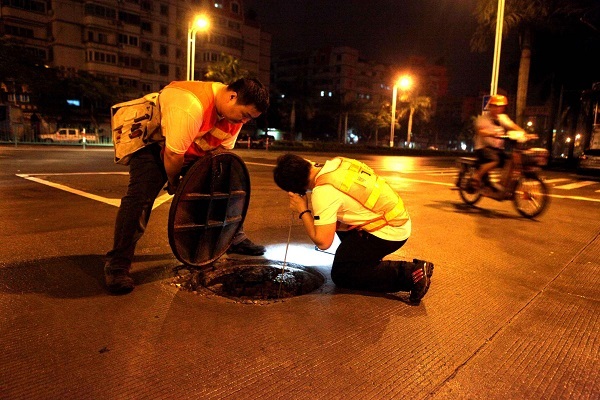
[175,259,325,303]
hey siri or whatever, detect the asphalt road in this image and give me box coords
[1,145,598,399]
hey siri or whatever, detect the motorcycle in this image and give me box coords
[455,132,550,218]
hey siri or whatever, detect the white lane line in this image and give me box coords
[554,181,597,190]
[19,172,129,176]
[245,161,275,167]
[395,177,600,203]
[15,173,172,209]
[427,171,461,176]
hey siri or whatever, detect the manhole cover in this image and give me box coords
[174,258,325,303]
[168,151,250,267]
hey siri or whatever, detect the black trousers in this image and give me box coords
[331,230,409,293]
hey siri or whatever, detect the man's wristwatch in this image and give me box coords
[299,209,312,219]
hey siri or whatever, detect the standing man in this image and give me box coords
[105,78,269,294]
[273,154,433,303]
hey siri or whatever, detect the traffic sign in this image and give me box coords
[482,95,491,111]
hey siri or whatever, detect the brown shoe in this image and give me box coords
[227,238,266,256]
[105,266,134,295]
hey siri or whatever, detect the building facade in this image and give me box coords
[0,0,270,139]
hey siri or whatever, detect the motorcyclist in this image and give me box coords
[472,94,526,191]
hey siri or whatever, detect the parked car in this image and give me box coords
[234,134,275,149]
[577,148,600,174]
[254,134,275,149]
[38,128,98,143]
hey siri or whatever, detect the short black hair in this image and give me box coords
[273,153,312,195]
[227,78,269,113]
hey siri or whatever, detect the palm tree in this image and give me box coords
[397,96,432,145]
[204,53,249,84]
[471,0,592,126]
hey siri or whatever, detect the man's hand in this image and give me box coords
[165,178,180,195]
[288,192,309,213]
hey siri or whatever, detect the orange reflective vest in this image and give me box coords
[163,81,242,158]
[315,157,409,232]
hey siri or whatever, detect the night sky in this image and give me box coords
[243,0,512,98]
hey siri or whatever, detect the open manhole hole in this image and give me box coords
[174,258,325,303]
[167,151,324,303]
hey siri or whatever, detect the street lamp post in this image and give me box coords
[186,15,209,81]
[406,106,414,145]
[389,75,412,148]
[389,84,398,148]
[490,0,505,95]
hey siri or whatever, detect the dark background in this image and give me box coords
[243,0,506,97]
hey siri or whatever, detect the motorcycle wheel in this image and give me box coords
[458,165,482,205]
[513,175,550,218]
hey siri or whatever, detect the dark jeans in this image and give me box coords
[105,144,248,270]
[332,230,408,293]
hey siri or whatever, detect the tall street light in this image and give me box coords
[389,75,412,148]
[186,15,210,81]
[490,0,505,95]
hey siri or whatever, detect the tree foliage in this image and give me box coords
[471,0,595,52]
[1,38,126,125]
[471,0,599,122]
[204,53,250,84]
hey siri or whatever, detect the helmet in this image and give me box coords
[488,95,508,107]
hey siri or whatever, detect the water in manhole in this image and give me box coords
[174,258,325,303]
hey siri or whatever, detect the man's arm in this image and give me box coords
[301,215,337,250]
[498,114,522,131]
[288,192,337,250]
[163,147,185,194]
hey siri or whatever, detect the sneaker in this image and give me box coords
[227,238,265,256]
[409,259,434,303]
[105,266,134,295]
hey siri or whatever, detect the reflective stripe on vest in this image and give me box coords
[315,157,408,232]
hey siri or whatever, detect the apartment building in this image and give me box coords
[0,0,270,96]
[272,46,390,111]
[270,46,449,143]
[272,47,447,113]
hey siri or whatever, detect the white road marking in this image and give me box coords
[554,181,597,190]
[16,173,172,209]
[245,161,275,168]
[16,167,600,205]
[544,178,570,184]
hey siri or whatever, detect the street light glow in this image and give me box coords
[193,15,210,31]
[398,76,412,91]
